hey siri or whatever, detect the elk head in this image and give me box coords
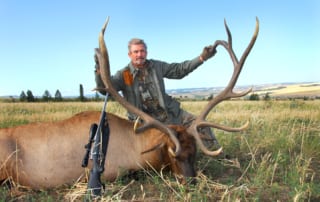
[95,16,259,174]
[167,126,197,183]
[141,125,197,181]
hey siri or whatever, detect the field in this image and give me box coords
[254,82,320,98]
[168,82,320,100]
[0,100,320,201]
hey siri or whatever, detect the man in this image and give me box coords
[94,38,219,147]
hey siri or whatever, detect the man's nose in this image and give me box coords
[137,51,144,56]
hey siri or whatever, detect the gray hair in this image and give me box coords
[128,38,147,52]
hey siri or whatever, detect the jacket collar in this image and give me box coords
[128,60,153,78]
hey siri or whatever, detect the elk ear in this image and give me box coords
[141,142,165,154]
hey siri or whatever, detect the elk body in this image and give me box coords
[0,111,196,189]
[0,17,259,189]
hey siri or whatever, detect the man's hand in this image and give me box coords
[94,53,101,75]
[200,45,217,62]
[95,67,101,75]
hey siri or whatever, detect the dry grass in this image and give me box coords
[1,100,320,201]
[0,102,126,128]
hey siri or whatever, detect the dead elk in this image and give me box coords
[0,112,198,189]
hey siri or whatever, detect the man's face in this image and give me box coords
[128,44,147,68]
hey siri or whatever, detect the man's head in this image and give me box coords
[128,38,148,68]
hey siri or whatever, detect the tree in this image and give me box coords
[26,90,35,102]
[42,90,52,102]
[20,91,27,102]
[54,90,63,101]
[79,84,85,101]
[249,93,260,101]
[264,92,271,101]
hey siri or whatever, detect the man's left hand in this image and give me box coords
[200,45,217,62]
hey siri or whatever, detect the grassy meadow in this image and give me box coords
[0,100,319,201]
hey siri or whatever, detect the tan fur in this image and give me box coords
[0,111,187,189]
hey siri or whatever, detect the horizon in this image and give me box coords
[1,80,319,98]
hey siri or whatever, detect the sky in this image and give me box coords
[1,0,319,97]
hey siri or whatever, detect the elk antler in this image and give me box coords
[96,17,181,156]
[187,17,259,156]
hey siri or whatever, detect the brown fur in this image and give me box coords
[0,111,196,189]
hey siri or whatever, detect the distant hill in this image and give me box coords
[167,82,320,99]
[253,82,320,98]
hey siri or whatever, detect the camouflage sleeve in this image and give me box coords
[160,56,203,79]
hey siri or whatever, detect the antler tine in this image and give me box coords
[97,17,181,156]
[197,120,250,132]
[201,18,259,120]
[224,19,237,67]
[187,18,259,157]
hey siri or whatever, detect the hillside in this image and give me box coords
[168,82,320,100]
[253,82,320,98]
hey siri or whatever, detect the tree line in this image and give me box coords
[17,84,103,102]
[19,89,63,102]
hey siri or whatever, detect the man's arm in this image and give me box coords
[160,46,217,79]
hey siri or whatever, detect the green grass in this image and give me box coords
[1,100,320,201]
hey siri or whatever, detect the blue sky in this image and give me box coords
[1,0,319,97]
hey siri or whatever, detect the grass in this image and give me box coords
[0,100,320,201]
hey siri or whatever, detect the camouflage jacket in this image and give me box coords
[95,56,203,124]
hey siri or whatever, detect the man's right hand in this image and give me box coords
[95,67,101,75]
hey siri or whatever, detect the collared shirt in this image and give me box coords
[95,56,203,124]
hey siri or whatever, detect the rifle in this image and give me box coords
[82,94,110,198]
[81,124,97,168]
